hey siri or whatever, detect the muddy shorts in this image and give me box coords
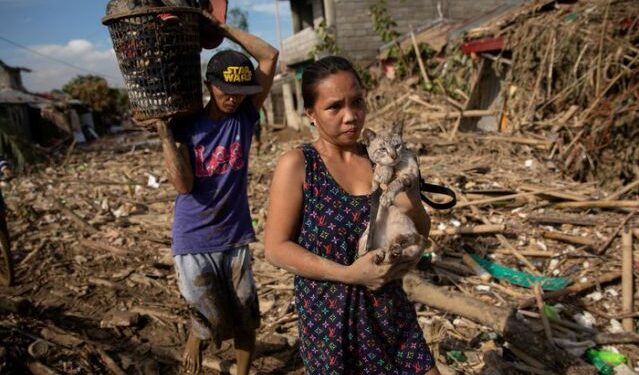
[174,246,260,346]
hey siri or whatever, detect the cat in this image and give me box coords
[357,122,428,264]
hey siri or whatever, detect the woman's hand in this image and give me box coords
[347,250,418,291]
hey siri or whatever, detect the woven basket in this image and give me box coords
[103,7,203,121]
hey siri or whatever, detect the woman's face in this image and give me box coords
[306,71,366,146]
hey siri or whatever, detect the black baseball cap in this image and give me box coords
[205,50,262,95]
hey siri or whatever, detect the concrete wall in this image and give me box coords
[282,27,319,65]
[334,0,518,66]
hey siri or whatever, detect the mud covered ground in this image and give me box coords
[1,118,637,374]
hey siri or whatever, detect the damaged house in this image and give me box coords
[271,0,525,128]
[0,60,98,155]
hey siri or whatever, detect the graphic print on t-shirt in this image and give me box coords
[194,140,245,177]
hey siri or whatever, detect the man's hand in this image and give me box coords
[155,119,172,140]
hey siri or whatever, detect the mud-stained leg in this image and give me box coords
[228,246,260,375]
[182,328,203,374]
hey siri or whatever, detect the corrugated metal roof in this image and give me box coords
[0,89,46,104]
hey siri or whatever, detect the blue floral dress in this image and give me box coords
[294,144,435,374]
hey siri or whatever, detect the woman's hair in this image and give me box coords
[301,56,363,109]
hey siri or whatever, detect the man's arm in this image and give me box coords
[157,120,193,194]
[203,14,279,110]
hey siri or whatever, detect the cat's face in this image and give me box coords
[361,123,404,166]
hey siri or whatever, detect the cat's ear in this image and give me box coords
[361,128,376,146]
[392,122,405,138]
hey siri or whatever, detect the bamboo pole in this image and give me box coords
[553,200,639,209]
[542,231,596,247]
[533,283,554,345]
[622,225,634,332]
[409,27,431,90]
[430,224,505,236]
[605,178,639,201]
[518,271,622,309]
[596,211,637,254]
[462,254,492,282]
[456,188,564,209]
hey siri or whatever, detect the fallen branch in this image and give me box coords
[403,275,596,374]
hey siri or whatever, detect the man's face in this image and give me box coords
[209,84,246,114]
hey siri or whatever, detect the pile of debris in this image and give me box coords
[378,0,638,189]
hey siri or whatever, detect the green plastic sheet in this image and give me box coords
[469,254,571,291]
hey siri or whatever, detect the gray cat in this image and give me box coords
[357,123,428,264]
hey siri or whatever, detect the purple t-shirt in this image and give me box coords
[171,100,258,255]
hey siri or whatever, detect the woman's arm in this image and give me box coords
[264,149,402,290]
[157,120,193,194]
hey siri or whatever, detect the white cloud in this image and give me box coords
[14,39,124,92]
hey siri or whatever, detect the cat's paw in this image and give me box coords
[388,244,402,260]
[380,193,393,207]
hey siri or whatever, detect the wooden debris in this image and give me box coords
[40,327,83,348]
[462,254,492,282]
[553,200,639,210]
[595,210,637,254]
[100,311,140,328]
[78,239,128,257]
[403,275,597,374]
[430,224,505,236]
[542,230,596,247]
[532,283,554,345]
[26,361,60,375]
[621,225,634,332]
[53,199,98,235]
[518,271,622,309]
[527,214,599,227]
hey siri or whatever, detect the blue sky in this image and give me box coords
[0,0,292,92]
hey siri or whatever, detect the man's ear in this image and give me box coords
[391,122,404,138]
[361,128,376,146]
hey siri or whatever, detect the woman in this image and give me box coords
[264,56,439,374]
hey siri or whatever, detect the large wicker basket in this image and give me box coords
[103,7,203,121]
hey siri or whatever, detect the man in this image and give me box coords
[156,18,278,375]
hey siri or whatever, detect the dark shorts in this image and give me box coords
[174,246,260,346]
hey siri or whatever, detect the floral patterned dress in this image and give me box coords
[294,144,435,374]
